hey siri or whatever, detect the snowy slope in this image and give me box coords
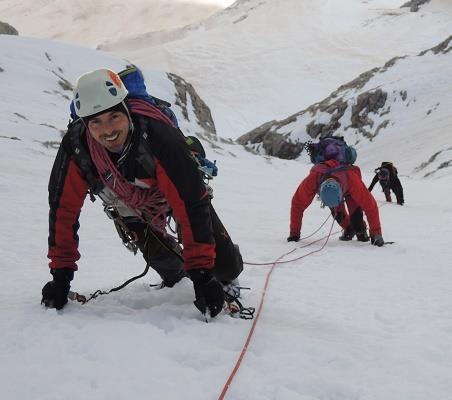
[238,35,452,177]
[0,0,235,48]
[100,0,452,138]
[3,0,451,140]
[1,33,452,400]
[0,35,216,146]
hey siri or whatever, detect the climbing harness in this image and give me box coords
[103,204,139,255]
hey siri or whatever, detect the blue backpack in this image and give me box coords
[305,136,357,165]
[69,64,178,128]
[117,65,179,127]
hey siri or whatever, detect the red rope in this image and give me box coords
[244,221,340,267]
[218,219,335,399]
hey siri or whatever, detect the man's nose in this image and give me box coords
[102,120,116,134]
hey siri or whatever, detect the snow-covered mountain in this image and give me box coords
[101,0,452,138]
[238,35,452,178]
[0,0,235,48]
[4,1,451,140]
[0,35,217,149]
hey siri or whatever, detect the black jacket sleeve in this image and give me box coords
[144,119,216,270]
[368,174,379,192]
[48,134,89,270]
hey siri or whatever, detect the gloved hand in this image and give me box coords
[189,269,224,318]
[287,233,300,242]
[41,268,74,310]
[371,234,385,247]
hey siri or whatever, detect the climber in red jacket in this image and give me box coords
[288,159,384,246]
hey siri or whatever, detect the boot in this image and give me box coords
[339,226,355,241]
[222,279,241,302]
[356,230,370,242]
[384,190,392,202]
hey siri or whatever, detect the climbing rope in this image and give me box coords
[218,218,336,399]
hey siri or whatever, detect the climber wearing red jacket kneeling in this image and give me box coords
[288,159,384,247]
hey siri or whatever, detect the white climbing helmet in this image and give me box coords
[73,68,128,118]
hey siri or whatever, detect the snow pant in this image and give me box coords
[208,204,243,283]
[333,198,367,234]
[390,177,404,205]
[379,179,392,202]
[124,218,186,287]
[122,203,243,285]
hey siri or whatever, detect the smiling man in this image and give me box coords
[42,68,243,318]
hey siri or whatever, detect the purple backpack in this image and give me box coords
[305,136,357,165]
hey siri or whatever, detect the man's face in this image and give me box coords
[87,110,129,153]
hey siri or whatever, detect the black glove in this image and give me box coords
[371,234,384,247]
[189,269,224,318]
[287,234,300,242]
[41,268,74,310]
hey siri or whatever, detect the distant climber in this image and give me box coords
[368,162,404,205]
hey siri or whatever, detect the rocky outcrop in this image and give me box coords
[419,35,452,55]
[0,21,18,35]
[350,89,388,138]
[237,35,451,161]
[401,0,431,12]
[238,81,390,159]
[167,73,216,138]
[237,121,304,159]
[414,147,452,177]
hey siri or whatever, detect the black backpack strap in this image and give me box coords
[68,120,105,200]
[133,116,157,177]
[322,165,351,180]
[133,114,192,176]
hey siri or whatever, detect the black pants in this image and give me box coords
[209,205,243,282]
[380,177,404,204]
[123,219,186,286]
[334,203,367,234]
[123,203,243,285]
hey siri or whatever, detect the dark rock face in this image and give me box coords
[237,121,304,159]
[167,73,216,138]
[350,89,388,138]
[419,35,452,56]
[414,147,452,177]
[401,0,431,12]
[306,99,348,139]
[238,81,390,159]
[0,21,18,35]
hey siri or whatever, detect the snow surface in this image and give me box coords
[100,0,452,138]
[4,0,451,138]
[1,32,452,400]
[0,0,235,48]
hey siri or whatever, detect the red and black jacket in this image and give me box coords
[289,159,382,236]
[48,114,215,272]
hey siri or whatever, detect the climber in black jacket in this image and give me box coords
[368,162,404,205]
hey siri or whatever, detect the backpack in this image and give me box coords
[376,167,390,181]
[69,64,178,128]
[305,136,357,165]
[375,162,397,181]
[117,65,179,127]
